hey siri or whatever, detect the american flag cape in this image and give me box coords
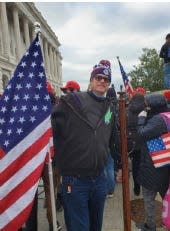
[0,35,53,230]
[117,58,134,97]
[146,112,170,168]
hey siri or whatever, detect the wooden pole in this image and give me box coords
[118,85,131,231]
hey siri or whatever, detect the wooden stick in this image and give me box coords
[118,86,131,231]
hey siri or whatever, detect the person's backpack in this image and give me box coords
[162,184,170,229]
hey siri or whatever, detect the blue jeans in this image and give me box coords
[61,173,107,231]
[104,154,115,194]
[164,63,170,89]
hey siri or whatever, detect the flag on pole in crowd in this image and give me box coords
[117,57,134,97]
[0,34,53,230]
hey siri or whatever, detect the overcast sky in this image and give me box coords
[35,2,170,91]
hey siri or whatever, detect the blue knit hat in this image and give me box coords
[90,60,112,82]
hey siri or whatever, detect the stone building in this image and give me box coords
[0,2,62,95]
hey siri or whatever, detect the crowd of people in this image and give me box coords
[16,54,170,231]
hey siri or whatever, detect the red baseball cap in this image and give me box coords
[133,86,146,96]
[163,90,170,101]
[60,81,80,91]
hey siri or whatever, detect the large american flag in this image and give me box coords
[0,35,53,230]
[147,132,170,168]
[117,58,134,97]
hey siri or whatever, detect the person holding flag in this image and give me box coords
[52,59,121,231]
[0,26,56,230]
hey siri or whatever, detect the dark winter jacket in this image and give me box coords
[137,94,170,197]
[160,43,170,63]
[51,91,121,177]
[127,94,145,152]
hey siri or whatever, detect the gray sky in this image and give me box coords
[35,2,170,91]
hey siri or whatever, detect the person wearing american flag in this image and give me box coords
[136,94,170,231]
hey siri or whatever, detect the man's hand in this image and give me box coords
[116,169,122,183]
[138,110,147,117]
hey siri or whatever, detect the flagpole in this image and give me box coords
[117,83,131,231]
[48,152,58,231]
[34,22,58,231]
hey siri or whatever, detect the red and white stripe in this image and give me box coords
[124,80,134,97]
[0,116,53,231]
[150,133,170,168]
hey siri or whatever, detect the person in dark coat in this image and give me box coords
[137,94,170,231]
[127,91,145,196]
[51,60,121,231]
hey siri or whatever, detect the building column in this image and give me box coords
[0,68,3,94]
[0,2,10,57]
[0,26,3,55]
[58,53,62,85]
[44,40,50,78]
[51,47,55,79]
[49,46,53,79]
[56,52,62,84]
[13,6,21,60]
[23,18,30,47]
[56,52,59,82]
[40,36,44,62]
[53,51,57,80]
[31,25,36,41]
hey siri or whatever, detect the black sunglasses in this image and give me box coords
[94,76,110,83]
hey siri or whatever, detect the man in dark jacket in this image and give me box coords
[51,60,121,231]
[160,33,170,89]
[137,94,170,231]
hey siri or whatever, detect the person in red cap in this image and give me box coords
[60,80,80,94]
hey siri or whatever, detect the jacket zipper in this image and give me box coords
[93,105,111,171]
[63,98,112,172]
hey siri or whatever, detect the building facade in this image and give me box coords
[0,2,62,95]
